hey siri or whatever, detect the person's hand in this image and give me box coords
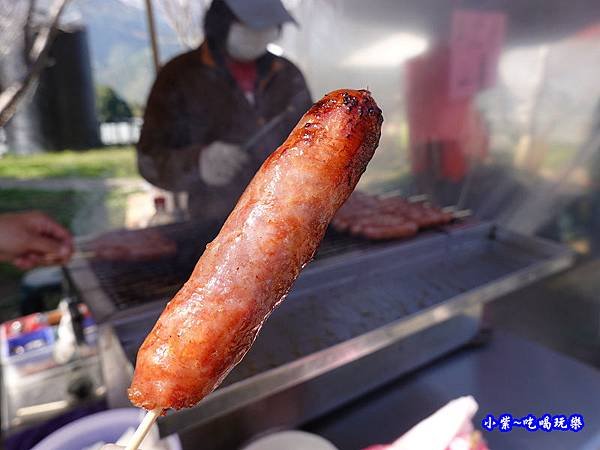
[199,141,249,186]
[0,211,73,270]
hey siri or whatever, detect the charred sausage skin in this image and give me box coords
[128,89,383,410]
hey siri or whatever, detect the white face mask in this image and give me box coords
[226,23,279,62]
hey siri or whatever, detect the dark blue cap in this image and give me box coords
[224,0,297,29]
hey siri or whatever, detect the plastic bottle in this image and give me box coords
[148,196,172,226]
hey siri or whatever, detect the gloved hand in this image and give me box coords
[199,141,249,186]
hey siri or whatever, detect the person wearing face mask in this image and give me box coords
[137,0,312,224]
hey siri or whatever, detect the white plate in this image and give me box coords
[242,430,338,450]
[31,408,181,450]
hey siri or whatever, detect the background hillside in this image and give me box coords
[77,0,187,107]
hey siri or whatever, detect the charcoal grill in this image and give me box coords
[66,221,572,449]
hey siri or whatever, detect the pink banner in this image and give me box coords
[450,9,507,99]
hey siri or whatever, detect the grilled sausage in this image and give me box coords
[86,229,177,261]
[360,222,418,240]
[128,89,383,411]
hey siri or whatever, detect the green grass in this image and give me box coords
[0,146,139,179]
[0,189,89,228]
[0,187,135,236]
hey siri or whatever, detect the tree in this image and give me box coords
[130,102,145,118]
[96,85,133,123]
[0,0,72,127]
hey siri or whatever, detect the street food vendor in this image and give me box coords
[137,0,312,223]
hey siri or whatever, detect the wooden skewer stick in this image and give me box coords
[441,206,472,219]
[69,250,97,260]
[452,209,472,219]
[75,250,98,259]
[41,250,97,265]
[408,194,428,203]
[124,408,162,450]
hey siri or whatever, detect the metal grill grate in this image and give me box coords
[76,222,423,311]
[79,221,220,310]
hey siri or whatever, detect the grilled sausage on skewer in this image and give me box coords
[128,89,383,411]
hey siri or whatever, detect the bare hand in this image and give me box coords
[0,211,73,269]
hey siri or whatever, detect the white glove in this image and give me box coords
[199,141,249,186]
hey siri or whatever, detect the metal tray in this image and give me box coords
[125,223,571,448]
